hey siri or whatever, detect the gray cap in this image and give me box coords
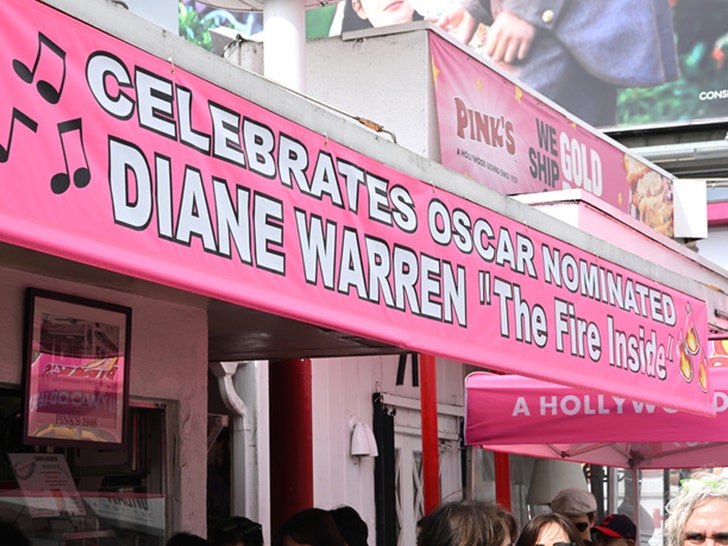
[550,487,597,515]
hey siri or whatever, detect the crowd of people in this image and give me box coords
[163,505,369,546]
[2,470,727,546]
[156,471,728,546]
[417,474,728,546]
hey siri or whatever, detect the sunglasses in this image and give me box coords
[681,478,728,493]
[574,522,590,532]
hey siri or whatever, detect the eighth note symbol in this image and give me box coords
[13,32,67,105]
[51,119,91,195]
[0,108,38,163]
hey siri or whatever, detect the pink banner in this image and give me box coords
[466,366,727,447]
[464,341,728,467]
[430,33,676,237]
[0,0,712,414]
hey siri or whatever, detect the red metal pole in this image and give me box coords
[269,358,313,532]
[420,353,440,515]
[494,451,512,511]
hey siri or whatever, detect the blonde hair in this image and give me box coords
[665,472,728,546]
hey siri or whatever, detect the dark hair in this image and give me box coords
[417,500,516,546]
[273,508,347,546]
[329,505,368,546]
[516,513,585,546]
[166,532,209,546]
[0,522,30,546]
[211,517,264,546]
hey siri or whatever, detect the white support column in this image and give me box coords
[263,0,306,91]
[233,360,270,540]
[210,361,250,519]
[210,360,271,543]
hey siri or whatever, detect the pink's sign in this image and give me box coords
[0,0,712,414]
[27,353,123,443]
[430,33,676,238]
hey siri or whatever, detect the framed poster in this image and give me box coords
[23,288,131,448]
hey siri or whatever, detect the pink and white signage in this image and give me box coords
[466,363,728,448]
[430,33,676,238]
[0,0,712,414]
[23,289,130,447]
[27,353,123,443]
[465,346,728,468]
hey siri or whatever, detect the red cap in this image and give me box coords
[593,514,636,540]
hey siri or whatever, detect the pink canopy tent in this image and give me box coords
[465,342,728,470]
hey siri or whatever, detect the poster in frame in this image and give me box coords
[23,288,132,449]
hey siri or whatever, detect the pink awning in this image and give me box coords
[465,341,728,469]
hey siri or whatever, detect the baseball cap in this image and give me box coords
[593,514,636,540]
[550,487,597,515]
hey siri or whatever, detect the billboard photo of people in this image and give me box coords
[176,0,728,130]
[306,0,728,130]
[617,0,728,129]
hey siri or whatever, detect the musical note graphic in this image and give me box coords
[51,119,91,195]
[13,32,67,105]
[0,108,38,163]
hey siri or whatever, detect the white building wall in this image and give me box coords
[697,227,728,270]
[305,27,436,159]
[233,25,440,161]
[121,0,178,33]
[309,26,439,160]
[311,355,382,531]
[0,265,209,537]
[311,354,466,541]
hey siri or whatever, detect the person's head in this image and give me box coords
[211,517,263,546]
[593,514,636,546]
[350,0,416,28]
[167,532,209,546]
[417,500,516,546]
[272,508,347,546]
[0,522,30,546]
[551,488,598,543]
[329,505,368,546]
[517,513,585,546]
[665,472,728,546]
